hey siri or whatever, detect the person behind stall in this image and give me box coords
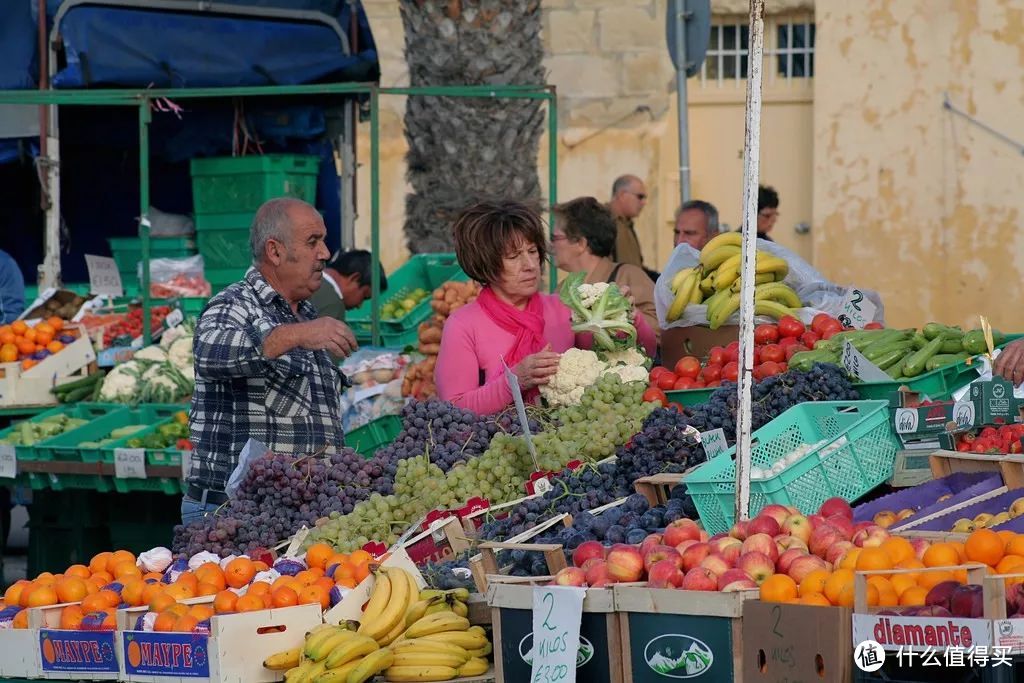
[185,198,353,524]
[550,197,659,343]
[309,249,388,324]
[673,200,720,250]
[756,185,779,241]
[0,250,25,324]
[995,340,1024,387]
[435,199,656,415]
[607,174,648,269]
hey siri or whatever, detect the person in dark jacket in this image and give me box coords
[308,249,388,324]
[0,250,25,324]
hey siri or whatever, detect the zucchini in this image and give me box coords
[962,329,988,355]
[902,335,945,377]
[925,352,970,372]
[52,371,104,395]
[863,340,915,362]
[911,333,929,350]
[789,350,840,372]
[874,348,913,371]
[939,336,964,354]
[62,386,94,403]
[923,323,963,340]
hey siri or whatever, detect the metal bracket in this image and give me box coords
[943,92,1024,156]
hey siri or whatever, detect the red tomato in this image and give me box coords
[778,315,805,338]
[752,365,764,382]
[800,331,820,348]
[759,361,784,377]
[760,344,785,364]
[957,441,973,452]
[1012,441,1023,454]
[754,324,779,345]
[706,380,721,388]
[865,322,884,330]
[674,377,698,390]
[779,362,788,373]
[642,387,669,406]
[674,356,702,380]
[649,366,671,383]
[657,373,678,391]
[708,347,726,366]
[981,427,998,439]
[778,336,799,350]
[811,313,839,335]
[702,364,723,382]
[722,361,739,383]
[693,379,706,388]
[785,344,809,361]
[820,320,844,340]
[724,342,740,364]
[752,346,762,366]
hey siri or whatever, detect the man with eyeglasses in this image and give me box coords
[673,200,720,250]
[608,174,658,281]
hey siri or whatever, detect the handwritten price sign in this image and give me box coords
[837,288,878,329]
[0,444,16,479]
[113,448,146,479]
[842,341,890,383]
[531,586,585,683]
[85,255,124,298]
[699,428,728,459]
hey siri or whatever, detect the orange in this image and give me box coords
[20,358,36,370]
[1005,535,1024,558]
[196,582,221,597]
[247,581,271,597]
[153,612,178,632]
[140,583,165,605]
[856,548,893,572]
[47,317,63,331]
[35,332,52,347]
[834,581,872,608]
[12,610,28,630]
[96,589,120,608]
[148,592,177,613]
[164,582,195,601]
[333,563,356,582]
[298,585,329,610]
[325,553,349,570]
[107,550,135,573]
[224,558,256,589]
[900,585,929,607]
[272,587,299,608]
[59,605,85,630]
[880,537,914,565]
[234,594,266,613]
[353,562,371,583]
[35,572,57,586]
[91,570,113,586]
[996,555,1024,575]
[213,590,238,614]
[55,577,89,603]
[164,603,190,619]
[271,576,300,593]
[0,346,16,363]
[305,543,335,570]
[173,615,199,633]
[895,558,925,580]
[307,567,325,579]
[4,580,29,606]
[823,569,854,606]
[801,592,832,607]
[294,570,319,588]
[113,561,142,580]
[65,564,91,579]
[760,574,798,603]
[100,609,117,631]
[838,548,861,570]
[27,586,59,607]
[175,572,198,591]
[314,577,335,595]
[189,605,215,622]
[348,549,372,566]
[194,564,226,591]
[121,580,146,607]
[80,593,110,614]
[966,529,1005,567]
[889,574,918,597]
[922,543,959,568]
[22,328,36,344]
[950,541,968,563]
[254,561,270,573]
[11,321,27,336]
[0,328,14,344]
[868,576,900,607]
[335,577,357,589]
[917,570,955,590]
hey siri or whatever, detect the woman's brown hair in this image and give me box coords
[451,199,548,284]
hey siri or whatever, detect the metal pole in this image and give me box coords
[339,101,356,250]
[673,0,691,205]
[734,0,765,524]
[548,90,558,292]
[139,100,152,345]
[369,86,381,347]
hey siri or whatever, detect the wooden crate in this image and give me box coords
[470,542,567,594]
[741,602,853,683]
[461,493,540,535]
[324,547,424,624]
[633,473,686,507]
[613,585,756,682]
[488,580,622,683]
[29,603,120,680]
[931,450,1024,489]
[404,515,473,566]
[468,514,570,593]
[0,622,41,679]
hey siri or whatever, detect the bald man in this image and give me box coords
[607,175,648,270]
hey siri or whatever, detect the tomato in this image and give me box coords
[657,373,678,391]
[722,361,739,383]
[642,387,669,406]
[778,336,799,350]
[693,379,706,388]
[649,366,671,383]
[751,346,762,366]
[800,331,820,349]
[865,322,884,330]
[674,356,702,379]
[957,441,973,452]
[785,344,809,361]
[702,364,722,382]
[777,316,805,338]
[724,342,740,364]
[779,363,787,372]
[759,361,784,377]
[752,365,764,382]
[760,344,785,364]
[1012,441,1023,454]
[706,380,721,388]
[708,347,726,366]
[981,427,998,439]
[811,313,839,335]
[820,320,844,340]
[674,377,698,390]
[754,324,779,345]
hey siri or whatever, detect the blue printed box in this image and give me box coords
[39,629,119,677]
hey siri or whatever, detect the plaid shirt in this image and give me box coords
[188,268,346,492]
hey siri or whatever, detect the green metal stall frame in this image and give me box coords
[0,83,559,346]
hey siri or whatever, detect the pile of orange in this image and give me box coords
[0,317,70,369]
[306,543,373,590]
[760,529,1024,608]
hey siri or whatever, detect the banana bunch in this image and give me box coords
[666,233,802,328]
[385,616,490,682]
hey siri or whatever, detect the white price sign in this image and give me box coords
[164,308,184,329]
[837,288,878,329]
[531,585,585,683]
[85,254,124,298]
[114,448,146,479]
[699,428,728,459]
[503,359,539,470]
[0,444,16,479]
[842,341,891,383]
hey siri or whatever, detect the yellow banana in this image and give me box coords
[346,648,395,683]
[754,300,797,321]
[405,596,441,629]
[666,268,700,322]
[297,661,328,683]
[383,666,458,682]
[405,613,470,639]
[312,658,362,683]
[304,627,346,660]
[325,634,379,670]
[713,253,742,290]
[753,282,801,308]
[450,600,468,619]
[699,232,742,258]
[424,602,452,617]
[391,639,470,662]
[418,589,444,602]
[307,623,339,639]
[708,293,741,330]
[754,253,789,278]
[699,244,740,271]
[360,567,411,642]
[729,272,775,293]
[466,642,493,658]
[458,657,489,677]
[467,626,486,636]
[418,630,488,650]
[447,588,470,602]
[264,646,303,671]
[392,652,467,669]
[309,631,358,663]
[286,661,317,683]
[669,266,693,293]
[699,272,716,296]
[358,571,392,629]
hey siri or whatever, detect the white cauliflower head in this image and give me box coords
[539,348,607,407]
[601,363,649,384]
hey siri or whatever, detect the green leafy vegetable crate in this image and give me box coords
[1,403,129,461]
[347,415,402,459]
[31,405,184,463]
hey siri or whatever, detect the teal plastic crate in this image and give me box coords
[108,236,197,279]
[666,387,714,408]
[347,414,401,458]
[0,403,130,461]
[96,413,189,494]
[197,226,251,270]
[206,266,248,293]
[347,254,469,342]
[190,154,319,216]
[684,400,899,534]
[31,405,185,463]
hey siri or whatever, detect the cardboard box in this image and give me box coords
[30,604,119,680]
[741,601,852,683]
[0,624,41,679]
[661,325,738,369]
[323,547,424,625]
[969,378,1022,426]
[0,324,97,407]
[931,450,1024,490]
[857,471,1002,528]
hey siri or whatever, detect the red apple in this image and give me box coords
[644,545,684,572]
[825,540,855,566]
[573,541,606,568]
[647,559,684,589]
[663,519,702,548]
[641,533,665,556]
[707,533,727,543]
[776,547,808,575]
[819,497,853,521]
[728,521,749,541]
[852,521,874,535]
[787,554,829,584]
[782,514,812,544]
[748,515,782,538]
[554,567,587,587]
[709,537,742,565]
[717,568,754,590]
[699,531,709,542]
[809,523,843,558]
[680,542,712,572]
[741,533,779,563]
[699,554,732,578]
[925,581,961,612]
[774,535,808,555]
[736,551,776,585]
[808,514,827,529]
[826,515,854,540]
[852,525,890,548]
[675,539,699,556]
[758,504,791,527]
[910,538,930,560]
[606,544,645,583]
[721,577,758,592]
[579,557,604,573]
[680,567,718,591]
[949,585,983,619]
[584,560,610,587]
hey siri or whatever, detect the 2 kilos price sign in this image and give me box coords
[531,585,585,683]
[837,288,877,329]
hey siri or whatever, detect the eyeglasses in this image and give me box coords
[629,191,648,201]
[551,234,568,242]
[758,209,780,219]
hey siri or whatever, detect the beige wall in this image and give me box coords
[813,0,1024,330]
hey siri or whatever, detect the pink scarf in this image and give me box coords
[476,285,547,372]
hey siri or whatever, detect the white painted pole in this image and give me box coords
[734,0,765,523]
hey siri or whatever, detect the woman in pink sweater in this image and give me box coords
[435,200,657,415]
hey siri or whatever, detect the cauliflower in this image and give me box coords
[600,347,650,369]
[539,348,607,407]
[577,282,611,308]
[168,336,194,371]
[98,362,142,403]
[134,345,168,363]
[601,363,649,384]
[560,272,637,351]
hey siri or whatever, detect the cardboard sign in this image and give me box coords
[121,631,210,677]
[39,630,118,673]
[164,307,184,330]
[114,448,146,479]
[84,254,124,298]
[531,585,586,683]
[699,429,728,459]
[893,408,919,434]
[0,444,16,479]
[837,288,877,329]
[842,341,890,382]
[852,614,991,652]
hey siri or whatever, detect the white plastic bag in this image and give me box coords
[654,240,885,329]
[145,254,212,298]
[148,206,195,237]
[225,438,270,498]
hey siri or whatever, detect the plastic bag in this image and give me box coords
[654,240,885,329]
[339,348,411,431]
[952,350,1024,401]
[146,254,212,298]
[148,206,195,237]
[225,438,270,498]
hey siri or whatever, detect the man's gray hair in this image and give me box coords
[611,174,641,198]
[250,197,310,264]
[676,200,720,235]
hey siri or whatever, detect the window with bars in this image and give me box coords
[699,19,816,84]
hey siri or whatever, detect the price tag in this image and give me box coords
[164,308,184,330]
[84,255,124,298]
[842,341,890,382]
[285,527,309,558]
[113,448,146,479]
[699,428,728,458]
[533,477,553,495]
[837,287,878,329]
[502,359,539,470]
[531,585,585,683]
[0,444,16,479]
[953,401,976,428]
[894,408,920,434]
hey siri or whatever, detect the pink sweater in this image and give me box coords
[435,294,657,415]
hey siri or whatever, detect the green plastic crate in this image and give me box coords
[197,226,252,270]
[206,267,248,294]
[684,400,899,534]
[347,414,401,458]
[666,387,714,408]
[27,521,110,575]
[190,154,319,216]
[31,405,184,463]
[96,414,188,494]
[347,254,469,342]
[108,236,197,279]
[1,403,130,461]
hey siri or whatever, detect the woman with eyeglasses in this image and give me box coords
[756,185,780,241]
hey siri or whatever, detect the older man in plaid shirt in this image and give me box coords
[183,198,357,524]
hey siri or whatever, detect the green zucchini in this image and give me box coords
[52,371,104,395]
[863,339,915,362]
[962,329,988,355]
[902,335,945,377]
[62,386,95,403]
[923,322,963,340]
[925,352,970,372]
[873,348,913,370]
[939,336,965,354]
[911,333,929,350]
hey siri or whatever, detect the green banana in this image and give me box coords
[708,293,740,330]
[753,282,801,308]
[753,299,796,321]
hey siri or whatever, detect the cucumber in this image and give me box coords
[911,333,929,350]
[788,350,839,372]
[52,371,104,395]
[863,339,915,362]
[902,335,945,377]
[939,336,964,354]
[925,352,970,372]
[923,323,963,341]
[62,386,94,403]
[875,348,913,371]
